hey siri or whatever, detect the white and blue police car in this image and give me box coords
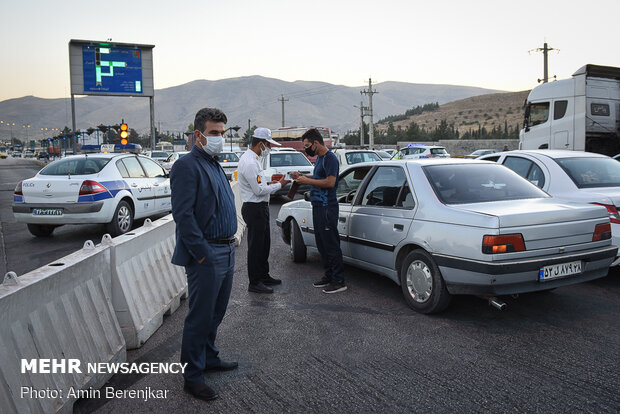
[13,144,172,237]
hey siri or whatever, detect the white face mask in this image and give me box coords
[199,132,223,156]
[259,142,271,159]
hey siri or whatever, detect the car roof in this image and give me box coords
[500,150,610,159]
[341,158,490,171]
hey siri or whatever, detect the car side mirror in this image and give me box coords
[303,191,311,202]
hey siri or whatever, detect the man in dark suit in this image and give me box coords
[171,107,238,402]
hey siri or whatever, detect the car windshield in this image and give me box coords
[555,157,620,188]
[424,164,548,204]
[217,152,239,162]
[39,157,111,176]
[270,152,312,167]
[345,151,381,164]
[151,151,169,158]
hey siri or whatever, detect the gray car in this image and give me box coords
[276,159,617,313]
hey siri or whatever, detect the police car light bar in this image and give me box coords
[81,143,142,154]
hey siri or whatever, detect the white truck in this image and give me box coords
[519,64,620,156]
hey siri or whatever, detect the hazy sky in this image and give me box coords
[1,0,618,102]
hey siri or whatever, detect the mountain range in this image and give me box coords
[0,76,504,140]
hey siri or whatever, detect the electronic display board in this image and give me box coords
[69,40,154,97]
[82,45,143,94]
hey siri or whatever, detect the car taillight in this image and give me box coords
[272,174,284,181]
[79,180,107,195]
[14,181,23,195]
[591,203,620,224]
[592,223,612,241]
[482,234,525,254]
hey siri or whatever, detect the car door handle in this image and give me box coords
[131,183,138,187]
[153,183,159,186]
[394,224,404,231]
[339,216,346,223]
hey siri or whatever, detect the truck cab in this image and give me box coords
[520,65,620,156]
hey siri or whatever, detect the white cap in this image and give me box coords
[252,127,281,146]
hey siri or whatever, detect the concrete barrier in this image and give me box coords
[104,216,188,350]
[0,241,125,414]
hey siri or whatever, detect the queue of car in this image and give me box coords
[10,141,620,315]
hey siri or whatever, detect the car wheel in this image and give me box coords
[290,219,307,263]
[400,249,451,314]
[27,224,56,237]
[106,200,134,237]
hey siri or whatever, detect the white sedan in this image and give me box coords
[217,151,240,180]
[333,149,382,166]
[261,149,314,196]
[479,150,620,266]
[161,151,190,172]
[13,153,171,237]
[276,159,616,313]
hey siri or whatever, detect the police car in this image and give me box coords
[13,144,171,237]
[399,144,450,159]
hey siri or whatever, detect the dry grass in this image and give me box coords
[378,90,530,136]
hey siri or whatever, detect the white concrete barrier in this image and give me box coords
[0,241,125,414]
[104,216,188,350]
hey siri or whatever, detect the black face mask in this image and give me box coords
[305,145,316,157]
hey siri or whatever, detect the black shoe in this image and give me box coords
[248,282,274,293]
[205,360,238,372]
[313,277,330,288]
[323,282,347,294]
[183,382,218,401]
[261,275,282,285]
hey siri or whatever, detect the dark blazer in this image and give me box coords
[170,146,223,266]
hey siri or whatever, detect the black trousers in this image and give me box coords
[312,203,345,284]
[241,202,270,284]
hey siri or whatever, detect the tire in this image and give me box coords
[106,200,134,237]
[400,249,451,314]
[27,224,56,237]
[290,219,307,263]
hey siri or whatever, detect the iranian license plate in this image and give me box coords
[32,208,63,216]
[539,261,582,281]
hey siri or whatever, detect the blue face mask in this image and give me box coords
[199,132,223,156]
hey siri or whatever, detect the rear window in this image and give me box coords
[39,157,110,176]
[424,164,548,204]
[345,151,381,164]
[430,148,447,155]
[270,152,312,167]
[217,152,239,162]
[151,151,169,158]
[555,157,620,188]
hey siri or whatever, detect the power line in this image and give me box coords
[529,42,559,83]
[361,78,378,149]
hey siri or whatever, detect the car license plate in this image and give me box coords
[32,208,63,216]
[539,261,582,281]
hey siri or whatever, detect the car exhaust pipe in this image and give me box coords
[488,297,507,311]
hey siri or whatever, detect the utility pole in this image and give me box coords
[278,95,289,127]
[361,78,378,149]
[353,101,368,147]
[529,42,559,83]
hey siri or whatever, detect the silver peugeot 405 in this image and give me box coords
[276,159,617,314]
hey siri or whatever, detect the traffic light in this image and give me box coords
[120,122,129,145]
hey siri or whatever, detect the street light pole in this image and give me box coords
[227,126,241,151]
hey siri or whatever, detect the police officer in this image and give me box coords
[238,127,290,293]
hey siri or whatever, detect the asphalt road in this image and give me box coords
[2,157,619,413]
[0,157,164,277]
